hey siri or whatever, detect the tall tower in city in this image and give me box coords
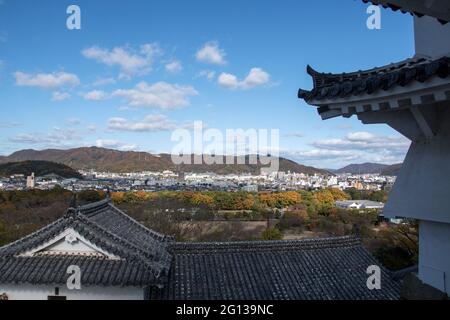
[26,172,35,189]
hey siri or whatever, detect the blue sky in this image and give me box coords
[0,0,414,168]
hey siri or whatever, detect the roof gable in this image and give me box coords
[19,228,120,259]
[0,199,174,286]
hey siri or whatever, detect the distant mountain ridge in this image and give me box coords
[380,163,402,176]
[0,147,331,176]
[334,162,403,175]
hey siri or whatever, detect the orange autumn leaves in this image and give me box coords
[110,188,349,211]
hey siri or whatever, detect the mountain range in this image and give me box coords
[0,147,331,176]
[332,162,402,176]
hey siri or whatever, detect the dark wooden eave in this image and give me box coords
[298,56,450,114]
[362,0,450,24]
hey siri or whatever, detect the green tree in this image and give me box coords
[261,227,283,240]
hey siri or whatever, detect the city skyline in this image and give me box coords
[0,0,413,169]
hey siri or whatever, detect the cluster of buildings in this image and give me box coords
[0,173,78,191]
[0,169,397,193]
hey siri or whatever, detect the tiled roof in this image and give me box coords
[152,236,401,300]
[299,56,450,103]
[0,200,402,299]
[79,199,173,258]
[0,199,173,287]
[0,256,157,287]
[298,56,450,119]
[361,0,450,24]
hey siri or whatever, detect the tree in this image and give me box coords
[275,191,302,208]
[261,227,283,240]
[0,218,7,246]
[369,190,388,203]
[190,193,214,208]
[328,188,350,201]
[278,205,309,230]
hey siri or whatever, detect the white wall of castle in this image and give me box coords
[0,284,144,300]
[415,16,450,58]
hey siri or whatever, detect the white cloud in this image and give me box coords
[112,81,198,109]
[196,70,216,81]
[165,60,182,74]
[243,68,270,89]
[346,131,377,142]
[312,131,409,152]
[82,43,162,78]
[83,90,108,101]
[0,121,20,129]
[108,114,177,132]
[289,131,410,168]
[96,139,137,151]
[67,118,81,125]
[217,73,238,89]
[196,42,226,65]
[93,77,116,86]
[289,149,356,161]
[52,91,71,101]
[218,67,270,90]
[14,71,80,89]
[283,132,305,138]
[9,133,44,144]
[9,128,81,146]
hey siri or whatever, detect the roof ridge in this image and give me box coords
[362,0,449,24]
[108,203,175,242]
[0,217,66,254]
[76,198,174,243]
[170,235,362,252]
[306,56,429,87]
[299,56,450,103]
[69,212,172,277]
[76,198,111,214]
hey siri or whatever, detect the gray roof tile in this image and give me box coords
[0,200,402,299]
[153,237,401,300]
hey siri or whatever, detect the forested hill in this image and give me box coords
[0,160,82,179]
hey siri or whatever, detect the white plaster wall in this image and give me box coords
[419,220,450,295]
[383,106,450,223]
[415,16,450,58]
[0,284,145,300]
